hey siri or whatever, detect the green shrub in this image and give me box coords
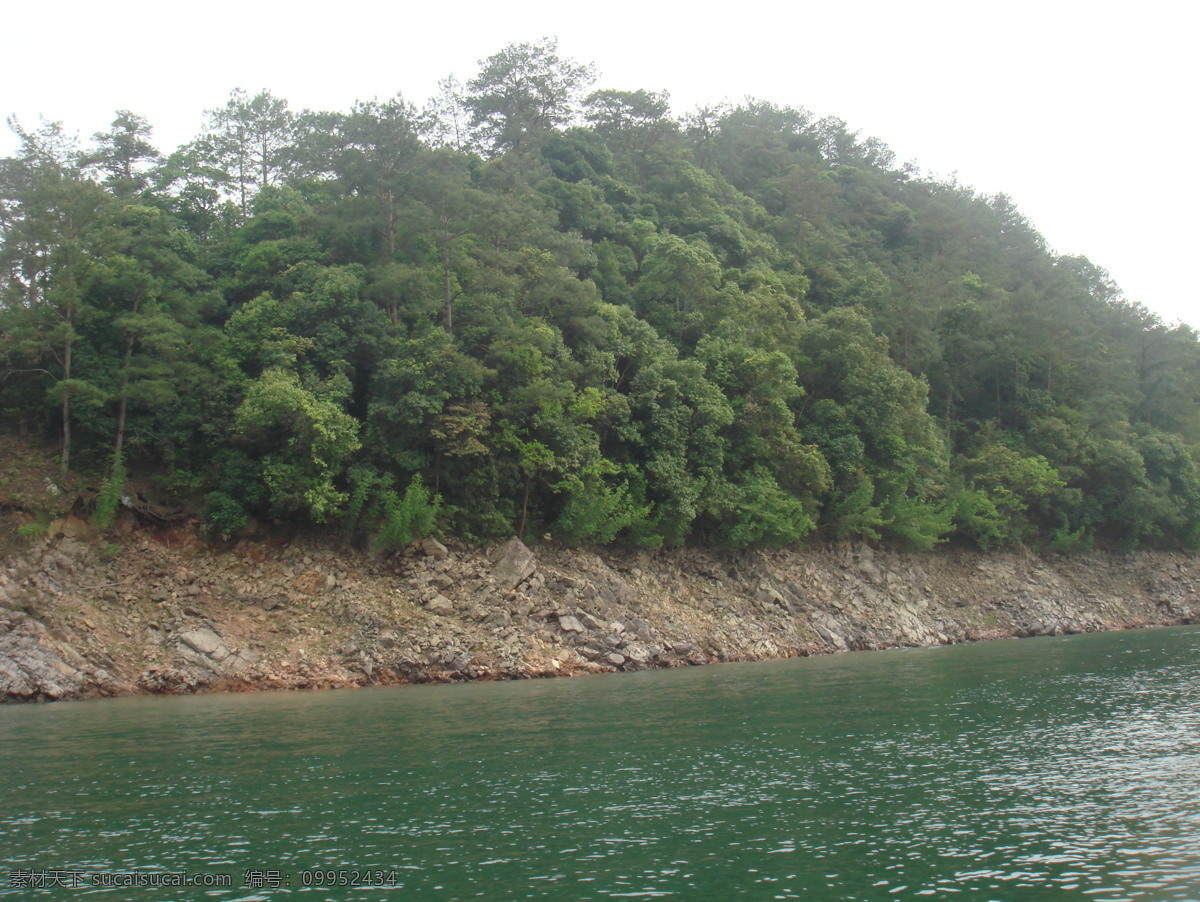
[374,476,442,552]
[16,521,48,542]
[201,491,250,539]
[882,493,952,551]
[716,466,817,548]
[92,455,126,532]
[1047,524,1093,554]
[553,470,658,546]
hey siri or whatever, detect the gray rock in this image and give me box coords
[622,643,652,664]
[421,538,450,560]
[178,627,227,660]
[756,585,789,611]
[0,615,127,701]
[430,648,471,671]
[625,617,654,642]
[558,614,585,633]
[492,537,536,589]
[857,559,882,582]
[813,620,847,650]
[426,595,455,615]
[604,652,626,667]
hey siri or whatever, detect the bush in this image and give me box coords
[715,466,816,548]
[201,491,250,539]
[553,470,658,546]
[16,521,48,542]
[92,455,126,532]
[882,493,952,551]
[1047,523,1093,554]
[374,476,442,552]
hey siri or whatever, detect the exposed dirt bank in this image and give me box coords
[2,518,1197,703]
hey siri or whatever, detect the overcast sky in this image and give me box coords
[4,0,1196,326]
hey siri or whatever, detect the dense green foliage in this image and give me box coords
[4,40,1200,550]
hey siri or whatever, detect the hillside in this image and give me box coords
[2,39,1199,554]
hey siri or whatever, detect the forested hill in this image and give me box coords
[3,39,1199,553]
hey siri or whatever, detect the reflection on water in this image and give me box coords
[3,627,1200,900]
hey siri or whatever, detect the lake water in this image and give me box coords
[3,626,1200,900]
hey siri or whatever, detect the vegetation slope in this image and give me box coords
[3,39,1198,553]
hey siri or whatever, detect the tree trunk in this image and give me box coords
[60,241,76,477]
[60,340,71,477]
[114,334,136,458]
[114,292,143,458]
[518,478,531,538]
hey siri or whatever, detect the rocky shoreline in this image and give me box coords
[2,520,1198,703]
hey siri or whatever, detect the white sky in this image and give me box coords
[4,0,1197,326]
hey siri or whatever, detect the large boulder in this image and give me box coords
[179,626,229,659]
[175,626,258,677]
[426,595,455,616]
[492,537,536,589]
[420,538,450,560]
[558,614,585,633]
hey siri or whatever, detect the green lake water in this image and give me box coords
[3,626,1200,900]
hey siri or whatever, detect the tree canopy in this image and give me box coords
[3,44,1199,553]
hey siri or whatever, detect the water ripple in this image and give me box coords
[3,627,1200,899]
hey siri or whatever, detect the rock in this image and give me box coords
[426,595,455,615]
[813,620,847,650]
[492,537,536,589]
[50,515,93,541]
[604,652,626,667]
[0,615,128,701]
[430,648,471,671]
[257,595,284,612]
[178,627,228,660]
[755,585,789,611]
[580,612,605,631]
[857,559,882,582]
[324,574,337,590]
[420,538,450,560]
[625,618,654,642]
[622,643,652,664]
[558,614,585,633]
